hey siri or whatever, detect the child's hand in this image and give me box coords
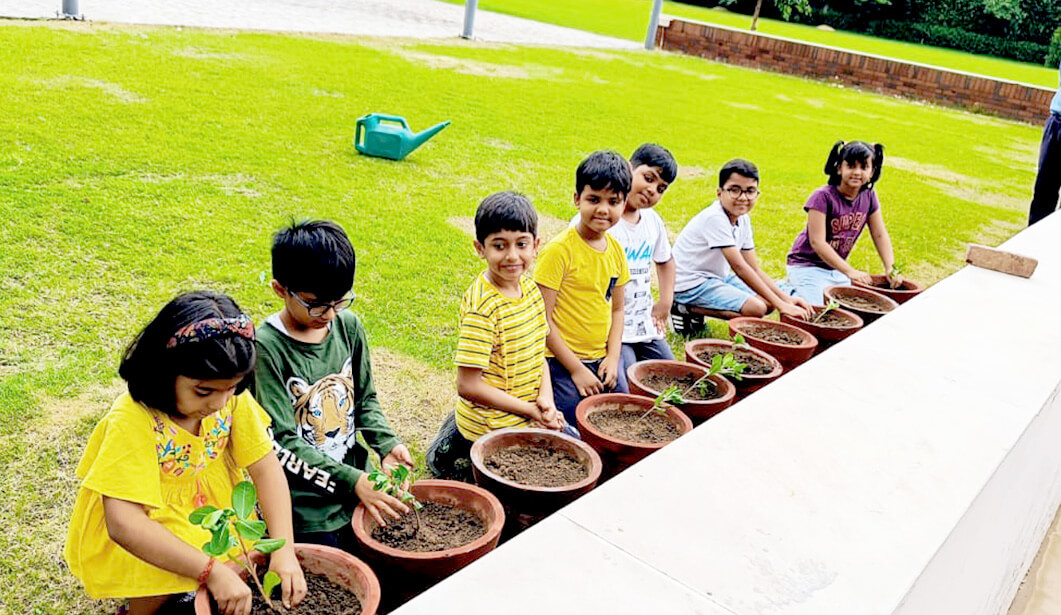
[381,444,414,475]
[268,545,307,609]
[206,560,253,615]
[779,303,811,320]
[534,397,563,431]
[651,301,670,335]
[572,364,604,397]
[597,356,620,390]
[791,296,813,311]
[354,473,410,527]
[848,270,873,285]
[887,273,904,289]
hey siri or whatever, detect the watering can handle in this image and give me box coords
[374,114,410,128]
[355,121,364,148]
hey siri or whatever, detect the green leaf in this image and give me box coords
[234,519,266,541]
[391,464,409,484]
[262,571,282,598]
[254,538,286,554]
[189,505,218,526]
[232,481,257,520]
[204,524,233,557]
[204,508,227,530]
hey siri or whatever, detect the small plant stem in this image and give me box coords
[235,532,277,611]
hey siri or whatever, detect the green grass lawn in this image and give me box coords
[444,0,1060,88]
[0,19,1036,614]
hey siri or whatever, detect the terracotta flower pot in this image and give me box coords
[351,479,504,609]
[824,284,899,325]
[470,427,601,535]
[853,274,924,304]
[626,359,736,424]
[575,393,693,478]
[684,338,783,399]
[194,543,380,615]
[728,317,818,370]
[780,305,863,352]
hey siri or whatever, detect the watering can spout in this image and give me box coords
[406,120,451,154]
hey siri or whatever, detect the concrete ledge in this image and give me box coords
[394,214,1061,615]
[655,17,1055,125]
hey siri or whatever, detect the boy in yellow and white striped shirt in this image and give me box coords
[427,191,574,482]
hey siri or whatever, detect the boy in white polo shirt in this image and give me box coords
[672,159,811,321]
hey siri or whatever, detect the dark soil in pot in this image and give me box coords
[640,372,725,400]
[804,310,856,327]
[694,348,775,375]
[587,409,681,443]
[835,293,893,313]
[735,323,806,345]
[250,572,361,615]
[370,502,486,552]
[483,445,589,487]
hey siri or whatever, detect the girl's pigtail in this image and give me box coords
[868,143,885,188]
[824,140,845,185]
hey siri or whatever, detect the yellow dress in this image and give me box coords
[64,390,274,599]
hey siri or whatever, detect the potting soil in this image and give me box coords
[836,294,894,312]
[804,310,856,328]
[588,408,681,443]
[485,445,588,487]
[371,502,486,552]
[250,571,361,615]
[640,372,723,400]
[695,349,774,375]
[737,323,805,345]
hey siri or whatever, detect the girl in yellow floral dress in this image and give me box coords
[65,291,307,615]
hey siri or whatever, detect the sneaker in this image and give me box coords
[670,302,704,336]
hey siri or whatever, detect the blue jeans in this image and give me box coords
[1030,111,1061,225]
[785,265,850,306]
[674,274,756,313]
[621,338,674,368]
[548,356,629,426]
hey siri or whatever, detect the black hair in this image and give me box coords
[474,191,538,244]
[825,140,884,190]
[119,290,256,416]
[576,150,632,198]
[718,158,759,186]
[630,143,678,184]
[271,220,355,301]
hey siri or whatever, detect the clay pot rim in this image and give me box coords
[683,338,783,379]
[575,393,693,450]
[193,543,380,615]
[852,275,924,295]
[351,479,504,561]
[782,305,864,330]
[469,427,603,494]
[824,284,900,313]
[626,360,736,406]
[729,317,818,350]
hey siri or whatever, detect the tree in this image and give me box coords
[750,0,811,30]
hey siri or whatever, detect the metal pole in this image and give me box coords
[462,0,478,40]
[644,0,663,50]
[61,0,79,18]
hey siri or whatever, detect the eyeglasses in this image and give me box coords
[287,290,354,317]
[724,186,761,199]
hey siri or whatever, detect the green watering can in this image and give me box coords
[354,113,451,161]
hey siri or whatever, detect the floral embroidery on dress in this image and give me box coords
[152,410,232,476]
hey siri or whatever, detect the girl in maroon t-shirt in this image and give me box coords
[785,140,903,305]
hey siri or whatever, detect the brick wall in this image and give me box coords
[656,18,1054,125]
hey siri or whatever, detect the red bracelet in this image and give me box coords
[197,558,216,585]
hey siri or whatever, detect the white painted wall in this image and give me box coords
[394,214,1061,615]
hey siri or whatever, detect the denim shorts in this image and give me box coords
[785,265,850,306]
[674,274,756,313]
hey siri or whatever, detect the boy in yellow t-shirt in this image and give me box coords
[534,150,632,424]
[426,191,570,482]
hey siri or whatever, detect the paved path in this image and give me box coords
[2,0,640,48]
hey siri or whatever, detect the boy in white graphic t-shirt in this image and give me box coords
[571,143,678,366]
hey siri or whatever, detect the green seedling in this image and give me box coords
[811,299,842,324]
[638,350,747,425]
[368,465,423,535]
[188,481,285,611]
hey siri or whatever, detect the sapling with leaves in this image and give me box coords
[188,481,286,611]
[811,299,841,324]
[637,350,747,424]
[369,464,423,534]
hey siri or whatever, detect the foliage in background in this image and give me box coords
[861,20,1048,64]
[1047,26,1061,68]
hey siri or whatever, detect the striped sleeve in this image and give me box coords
[455,307,493,370]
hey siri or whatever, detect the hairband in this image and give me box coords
[167,314,254,348]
